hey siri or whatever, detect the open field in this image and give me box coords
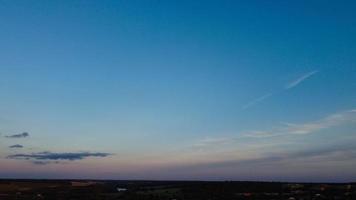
[0,179,355,200]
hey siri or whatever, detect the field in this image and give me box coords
[0,179,355,200]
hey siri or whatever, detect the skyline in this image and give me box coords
[1,0,356,182]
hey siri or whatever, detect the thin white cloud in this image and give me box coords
[285,70,319,89]
[242,70,319,109]
[242,93,272,110]
[182,109,356,171]
[193,137,232,148]
[244,109,356,138]
[176,108,356,177]
[193,109,356,149]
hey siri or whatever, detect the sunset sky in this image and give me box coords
[1,0,356,182]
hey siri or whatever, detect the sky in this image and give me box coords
[0,0,356,182]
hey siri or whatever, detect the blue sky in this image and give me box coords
[0,0,356,181]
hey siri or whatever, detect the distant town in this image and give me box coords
[0,179,355,200]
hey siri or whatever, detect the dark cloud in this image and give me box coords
[7,151,112,161]
[9,144,23,148]
[5,132,29,138]
[32,161,60,165]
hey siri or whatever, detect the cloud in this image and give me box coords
[159,141,356,182]
[194,109,356,151]
[192,143,356,170]
[285,70,319,89]
[9,144,23,148]
[242,93,272,110]
[178,109,356,181]
[244,109,356,138]
[242,70,319,110]
[5,132,29,138]
[7,151,112,162]
[193,137,233,148]
[32,161,60,165]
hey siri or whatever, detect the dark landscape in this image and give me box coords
[0,179,355,200]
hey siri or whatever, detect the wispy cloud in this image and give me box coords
[185,143,356,170]
[242,70,319,109]
[175,109,356,180]
[193,137,233,148]
[242,93,272,110]
[5,132,29,138]
[244,109,356,138]
[193,109,356,150]
[285,70,319,89]
[7,151,112,163]
[9,144,23,148]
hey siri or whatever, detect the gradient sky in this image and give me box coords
[1,0,356,182]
